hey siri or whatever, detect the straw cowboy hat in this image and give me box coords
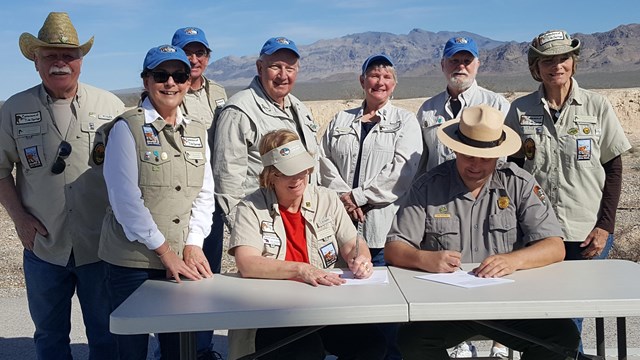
[19,12,94,61]
[437,105,521,158]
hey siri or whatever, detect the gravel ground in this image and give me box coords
[0,91,638,358]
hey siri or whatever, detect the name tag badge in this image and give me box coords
[262,232,281,246]
[185,151,204,160]
[520,115,543,126]
[215,99,225,108]
[15,112,42,125]
[16,125,41,136]
[182,136,203,148]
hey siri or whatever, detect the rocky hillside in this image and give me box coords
[208,24,640,86]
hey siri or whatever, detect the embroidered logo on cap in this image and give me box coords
[159,45,177,53]
[279,148,290,156]
[184,28,198,35]
[275,37,290,45]
[454,37,468,44]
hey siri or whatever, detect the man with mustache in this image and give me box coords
[212,37,319,230]
[416,37,510,177]
[0,12,124,359]
[414,36,511,358]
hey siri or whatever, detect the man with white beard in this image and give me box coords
[0,12,123,359]
[416,36,510,176]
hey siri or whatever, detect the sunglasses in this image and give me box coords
[150,70,190,84]
[51,141,72,174]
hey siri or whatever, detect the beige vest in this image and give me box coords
[99,108,207,269]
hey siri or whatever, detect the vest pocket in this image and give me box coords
[139,151,171,186]
[184,151,205,188]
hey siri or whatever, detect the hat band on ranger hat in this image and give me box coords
[436,105,521,158]
[456,129,506,149]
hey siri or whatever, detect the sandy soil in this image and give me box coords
[0,89,639,291]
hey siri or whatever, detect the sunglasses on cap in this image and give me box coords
[51,141,72,175]
[150,70,190,84]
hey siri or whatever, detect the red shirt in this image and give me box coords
[279,205,309,263]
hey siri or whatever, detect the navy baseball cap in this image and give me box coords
[143,45,191,71]
[361,54,394,75]
[171,27,211,51]
[443,37,479,58]
[260,37,300,57]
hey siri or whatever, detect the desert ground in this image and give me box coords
[0,88,639,291]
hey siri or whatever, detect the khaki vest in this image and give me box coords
[99,108,207,269]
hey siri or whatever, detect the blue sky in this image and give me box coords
[1,0,639,100]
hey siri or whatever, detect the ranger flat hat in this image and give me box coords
[19,12,94,61]
[437,105,521,158]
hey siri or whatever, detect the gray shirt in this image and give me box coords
[416,81,510,174]
[386,160,564,263]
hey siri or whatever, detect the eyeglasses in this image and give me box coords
[184,50,208,59]
[51,141,72,174]
[150,71,190,84]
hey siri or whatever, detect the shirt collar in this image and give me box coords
[141,97,188,127]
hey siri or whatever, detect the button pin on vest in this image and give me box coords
[175,185,182,191]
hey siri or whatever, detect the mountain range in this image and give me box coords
[207,24,640,87]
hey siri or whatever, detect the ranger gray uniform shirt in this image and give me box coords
[386,160,563,263]
[319,101,422,248]
[417,81,510,174]
[213,76,319,227]
[505,79,631,242]
[0,83,124,266]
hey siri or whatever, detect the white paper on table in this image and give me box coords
[331,268,389,285]
[415,270,514,288]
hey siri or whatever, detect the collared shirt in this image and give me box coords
[213,76,319,227]
[0,83,124,266]
[416,81,510,173]
[319,100,422,248]
[103,97,215,250]
[386,160,563,263]
[505,79,631,242]
[229,184,357,269]
[180,75,227,129]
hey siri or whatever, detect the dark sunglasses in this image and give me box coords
[150,71,190,84]
[51,141,72,174]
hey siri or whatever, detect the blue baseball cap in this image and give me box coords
[171,27,211,51]
[361,54,394,75]
[443,37,479,58]
[260,37,300,57]
[143,45,191,71]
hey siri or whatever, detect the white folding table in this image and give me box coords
[110,270,408,360]
[389,259,640,360]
